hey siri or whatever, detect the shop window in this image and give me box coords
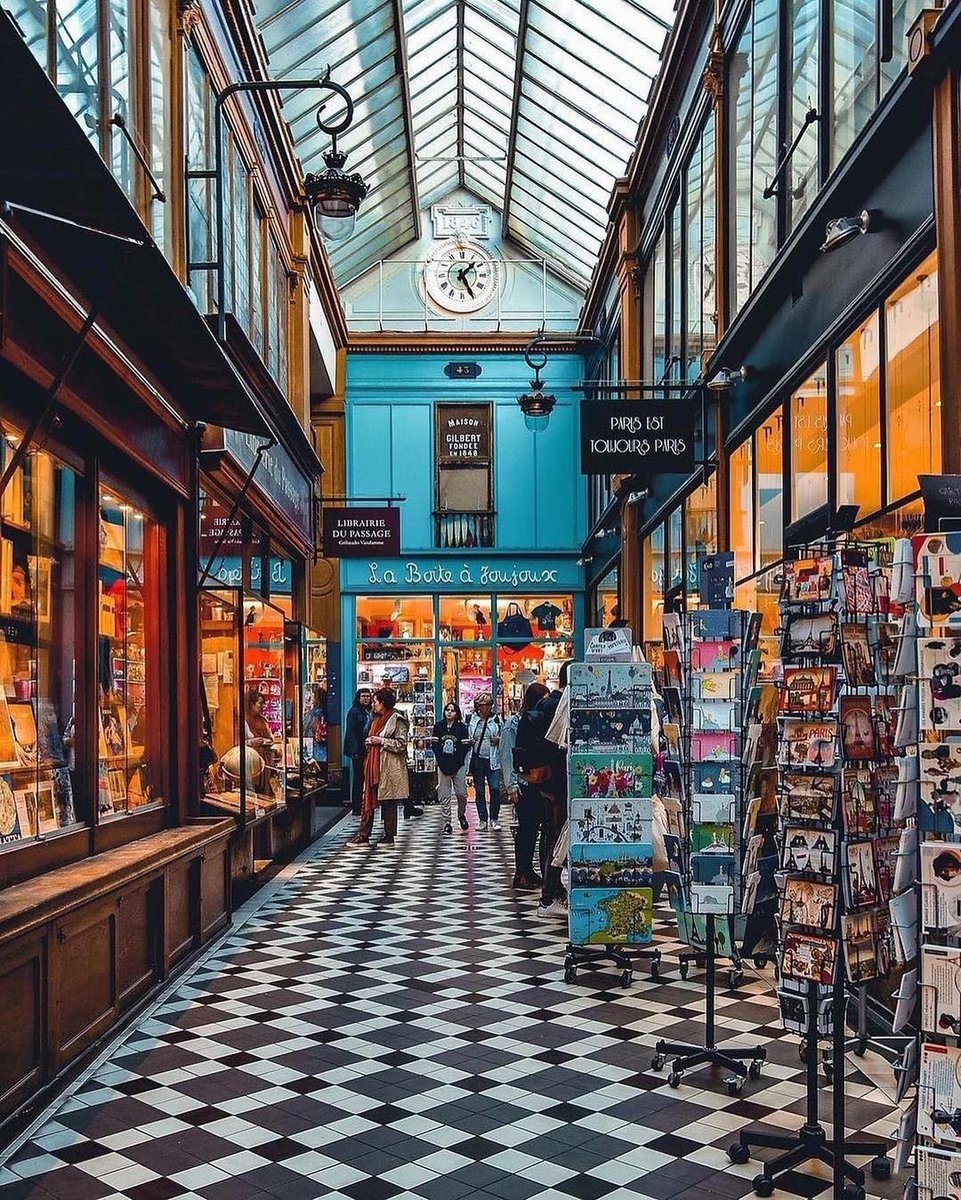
[756,409,784,568]
[669,507,683,596]
[185,47,215,313]
[832,0,879,168]
[881,0,927,95]
[729,0,779,316]
[250,201,266,358]
[303,630,328,788]
[147,0,172,251]
[837,312,882,517]
[495,595,573,640]
[790,363,828,521]
[357,642,435,773]
[440,596,492,642]
[885,252,941,503]
[670,201,682,380]
[685,474,717,602]
[686,112,717,379]
[787,0,820,231]
[435,404,494,548]
[229,139,252,334]
[98,485,162,819]
[652,229,667,381]
[729,439,754,583]
[357,595,434,641]
[200,589,242,819]
[593,566,619,628]
[242,600,286,813]
[643,525,665,644]
[0,435,80,848]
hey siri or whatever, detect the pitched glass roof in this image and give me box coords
[254,0,674,287]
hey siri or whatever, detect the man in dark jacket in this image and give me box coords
[534,661,570,917]
[343,688,372,814]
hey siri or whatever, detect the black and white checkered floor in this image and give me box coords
[0,808,907,1200]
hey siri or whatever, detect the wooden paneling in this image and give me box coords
[0,935,45,1114]
[165,858,196,968]
[51,900,116,1069]
[200,848,229,942]
[117,881,160,1009]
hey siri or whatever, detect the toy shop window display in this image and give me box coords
[242,599,287,814]
[97,485,163,820]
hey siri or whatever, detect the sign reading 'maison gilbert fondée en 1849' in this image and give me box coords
[580,400,696,476]
[322,507,400,557]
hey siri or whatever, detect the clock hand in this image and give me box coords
[454,266,476,299]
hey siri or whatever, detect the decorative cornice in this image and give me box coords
[703,23,725,103]
[347,332,580,354]
[177,0,201,35]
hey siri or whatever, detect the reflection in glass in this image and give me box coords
[832,0,878,167]
[242,599,286,813]
[790,363,828,521]
[756,409,783,567]
[685,474,717,600]
[729,439,754,581]
[837,312,881,516]
[787,0,819,230]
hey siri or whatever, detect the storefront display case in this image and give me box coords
[284,622,327,801]
[357,640,435,772]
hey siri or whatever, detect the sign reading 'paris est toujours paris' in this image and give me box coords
[579,400,697,476]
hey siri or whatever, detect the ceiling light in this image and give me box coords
[518,365,556,432]
[820,209,873,253]
[303,87,368,243]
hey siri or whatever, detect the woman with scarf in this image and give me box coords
[347,688,409,847]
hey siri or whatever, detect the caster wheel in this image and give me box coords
[727,1078,743,1097]
[680,962,689,980]
[621,969,632,988]
[650,962,660,980]
[651,1054,665,1071]
[823,1067,834,1086]
[749,1060,763,1080]
[753,956,768,969]
[728,1143,750,1165]
[728,971,743,989]
[797,1039,808,1062]
[843,1187,865,1200]
[668,1072,681,1088]
[564,967,577,983]
[854,1038,868,1058]
[870,1157,892,1181]
[752,1175,774,1196]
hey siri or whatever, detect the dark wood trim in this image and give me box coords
[933,69,961,472]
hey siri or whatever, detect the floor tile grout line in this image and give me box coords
[0,810,354,1170]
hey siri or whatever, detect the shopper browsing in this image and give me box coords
[343,688,372,815]
[347,688,409,848]
[508,682,550,890]
[467,692,503,830]
[432,702,471,833]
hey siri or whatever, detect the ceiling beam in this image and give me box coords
[501,0,531,231]
[389,0,422,240]
[456,0,466,188]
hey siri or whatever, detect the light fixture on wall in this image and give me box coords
[819,209,873,254]
[707,365,751,392]
[626,488,650,505]
[303,74,369,243]
[518,361,557,432]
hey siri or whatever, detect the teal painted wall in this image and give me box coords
[345,351,587,553]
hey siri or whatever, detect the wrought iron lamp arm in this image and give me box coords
[762,107,820,200]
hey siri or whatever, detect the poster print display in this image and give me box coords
[781,930,838,984]
[567,661,655,947]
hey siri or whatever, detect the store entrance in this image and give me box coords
[441,646,494,713]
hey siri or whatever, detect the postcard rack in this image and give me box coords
[730,541,897,1198]
[651,608,767,1093]
[564,659,662,987]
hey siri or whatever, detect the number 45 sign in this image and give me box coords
[580,400,696,476]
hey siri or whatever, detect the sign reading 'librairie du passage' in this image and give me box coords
[580,401,697,476]
[322,507,400,557]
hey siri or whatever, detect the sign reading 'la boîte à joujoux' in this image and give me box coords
[322,507,400,557]
[580,400,697,476]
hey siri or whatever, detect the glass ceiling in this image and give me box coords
[254,0,675,287]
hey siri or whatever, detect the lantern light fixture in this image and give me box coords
[302,76,368,243]
[518,361,557,432]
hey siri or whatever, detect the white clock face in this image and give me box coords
[423,239,499,314]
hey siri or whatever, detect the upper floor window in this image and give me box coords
[435,404,494,549]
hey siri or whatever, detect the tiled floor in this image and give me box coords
[0,806,907,1200]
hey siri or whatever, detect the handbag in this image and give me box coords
[497,602,534,640]
[469,717,489,776]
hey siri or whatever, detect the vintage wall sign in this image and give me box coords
[322,507,400,557]
[580,400,697,476]
[437,404,491,462]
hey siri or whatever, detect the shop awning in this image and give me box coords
[0,11,275,441]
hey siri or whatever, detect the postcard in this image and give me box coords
[781,826,836,875]
[841,911,879,983]
[890,887,919,964]
[569,887,653,946]
[691,822,735,853]
[675,907,734,956]
[692,760,736,793]
[920,638,961,731]
[875,693,897,758]
[691,730,738,762]
[691,881,735,915]
[840,769,878,836]
[783,555,834,604]
[922,842,961,932]
[569,843,655,889]
[692,698,737,732]
[569,754,653,800]
[691,639,740,673]
[781,612,839,660]
[876,833,901,903]
[843,839,879,909]
[0,777,24,843]
[917,1145,961,1200]
[691,671,738,701]
[870,618,900,683]
[918,1043,961,1146]
[781,930,838,984]
[691,793,735,824]
[840,622,877,686]
[657,758,684,801]
[743,832,764,877]
[689,610,743,641]
[781,878,838,929]
[841,549,873,614]
[569,710,652,754]
[839,696,877,761]
[780,771,837,822]
[921,944,961,1036]
[570,798,653,844]
[780,666,839,714]
[780,718,838,768]
[568,662,653,711]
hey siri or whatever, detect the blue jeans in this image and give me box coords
[471,756,500,822]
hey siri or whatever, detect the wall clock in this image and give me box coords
[423,238,499,314]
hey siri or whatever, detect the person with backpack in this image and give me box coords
[509,682,550,890]
[431,701,471,833]
[467,692,503,831]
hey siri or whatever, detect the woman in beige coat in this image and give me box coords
[348,688,410,847]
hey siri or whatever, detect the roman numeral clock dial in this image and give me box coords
[423,238,500,314]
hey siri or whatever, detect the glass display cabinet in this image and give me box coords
[283,622,326,802]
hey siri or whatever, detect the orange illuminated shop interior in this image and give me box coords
[199,590,287,822]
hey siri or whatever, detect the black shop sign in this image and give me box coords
[322,507,400,557]
[437,404,491,463]
[580,401,696,476]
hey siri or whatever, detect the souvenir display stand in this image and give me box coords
[730,545,896,1198]
[652,608,767,1094]
[564,659,662,986]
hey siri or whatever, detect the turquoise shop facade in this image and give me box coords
[340,349,588,726]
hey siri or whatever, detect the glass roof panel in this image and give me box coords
[254,0,674,285]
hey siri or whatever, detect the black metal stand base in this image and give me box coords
[653,1038,765,1095]
[728,1121,891,1198]
[677,948,747,988]
[563,942,660,986]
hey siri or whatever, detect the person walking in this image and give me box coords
[343,687,372,814]
[467,692,502,831]
[347,688,409,847]
[431,702,471,833]
[304,685,328,776]
[534,662,571,917]
[506,682,549,890]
